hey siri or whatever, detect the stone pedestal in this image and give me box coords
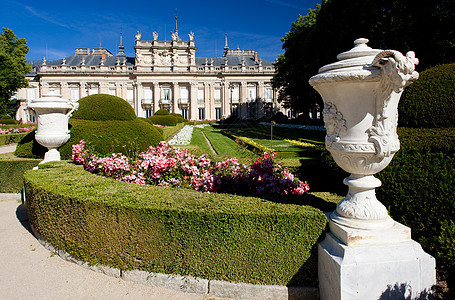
[318,221,436,300]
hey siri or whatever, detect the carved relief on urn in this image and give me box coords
[309,38,419,230]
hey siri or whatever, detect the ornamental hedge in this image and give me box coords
[15,119,164,159]
[72,94,137,121]
[24,161,330,286]
[147,115,178,126]
[398,63,455,128]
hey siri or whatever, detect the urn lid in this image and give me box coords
[318,38,382,73]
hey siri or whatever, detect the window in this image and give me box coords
[145,109,153,118]
[108,88,116,96]
[88,83,99,95]
[231,85,239,102]
[143,86,153,100]
[181,108,188,119]
[161,87,171,102]
[70,88,80,101]
[265,87,273,101]
[127,88,134,104]
[198,108,205,120]
[214,89,221,102]
[197,88,204,102]
[215,108,222,120]
[180,87,189,103]
[248,86,256,101]
[27,88,36,100]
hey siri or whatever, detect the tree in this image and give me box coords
[273,0,455,118]
[0,27,32,116]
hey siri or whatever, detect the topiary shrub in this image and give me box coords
[72,94,136,121]
[154,109,170,116]
[138,117,164,135]
[170,113,186,123]
[15,119,164,159]
[0,115,19,124]
[398,63,455,128]
[147,115,178,126]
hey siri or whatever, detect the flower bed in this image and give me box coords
[168,124,209,145]
[72,140,309,195]
[0,126,35,135]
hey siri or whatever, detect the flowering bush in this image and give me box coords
[72,140,309,195]
[0,126,35,135]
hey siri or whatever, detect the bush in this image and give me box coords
[170,113,186,123]
[15,119,164,159]
[24,162,328,286]
[0,115,19,124]
[398,63,455,128]
[72,94,136,121]
[0,158,40,192]
[154,109,170,115]
[147,115,178,126]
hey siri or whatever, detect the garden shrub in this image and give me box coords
[398,63,455,128]
[147,115,178,126]
[72,94,136,121]
[0,157,40,192]
[170,113,186,123]
[15,119,164,159]
[0,115,19,124]
[24,161,329,286]
[154,109,170,115]
[0,132,28,145]
[138,117,164,135]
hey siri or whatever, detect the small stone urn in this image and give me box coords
[309,38,419,230]
[27,91,79,164]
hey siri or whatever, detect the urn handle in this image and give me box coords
[66,101,79,119]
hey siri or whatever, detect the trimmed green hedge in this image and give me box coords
[72,94,137,121]
[147,115,178,126]
[0,132,28,145]
[0,155,40,192]
[15,119,164,159]
[0,115,19,124]
[399,63,455,128]
[154,109,170,115]
[24,162,329,286]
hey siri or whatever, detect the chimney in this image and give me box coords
[254,52,258,62]
[102,52,106,61]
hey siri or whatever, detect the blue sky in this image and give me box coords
[2,0,320,63]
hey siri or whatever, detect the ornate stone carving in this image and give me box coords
[323,102,346,148]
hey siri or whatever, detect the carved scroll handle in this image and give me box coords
[369,50,419,93]
[66,101,79,119]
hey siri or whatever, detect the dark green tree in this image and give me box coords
[274,0,455,117]
[0,27,32,116]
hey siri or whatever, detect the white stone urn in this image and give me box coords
[309,38,419,230]
[27,92,79,164]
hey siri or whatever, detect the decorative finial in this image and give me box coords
[117,32,126,58]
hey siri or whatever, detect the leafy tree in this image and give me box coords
[274,0,455,118]
[0,27,32,116]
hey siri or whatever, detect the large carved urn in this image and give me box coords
[27,92,79,164]
[309,38,419,230]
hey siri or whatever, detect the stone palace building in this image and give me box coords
[16,22,283,122]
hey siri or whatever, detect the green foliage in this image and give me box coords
[0,157,40,192]
[274,0,455,115]
[399,63,455,128]
[0,27,32,115]
[15,119,164,159]
[24,162,329,286]
[170,113,186,123]
[0,115,20,125]
[72,94,136,121]
[154,109,170,115]
[0,132,28,145]
[147,115,178,126]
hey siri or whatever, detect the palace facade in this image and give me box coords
[16,26,283,122]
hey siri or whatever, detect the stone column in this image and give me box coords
[190,82,198,120]
[205,82,212,120]
[153,82,160,113]
[240,82,247,119]
[173,82,179,114]
[136,82,146,118]
[222,81,229,118]
[258,82,265,119]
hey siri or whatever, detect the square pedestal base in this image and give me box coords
[318,232,436,299]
